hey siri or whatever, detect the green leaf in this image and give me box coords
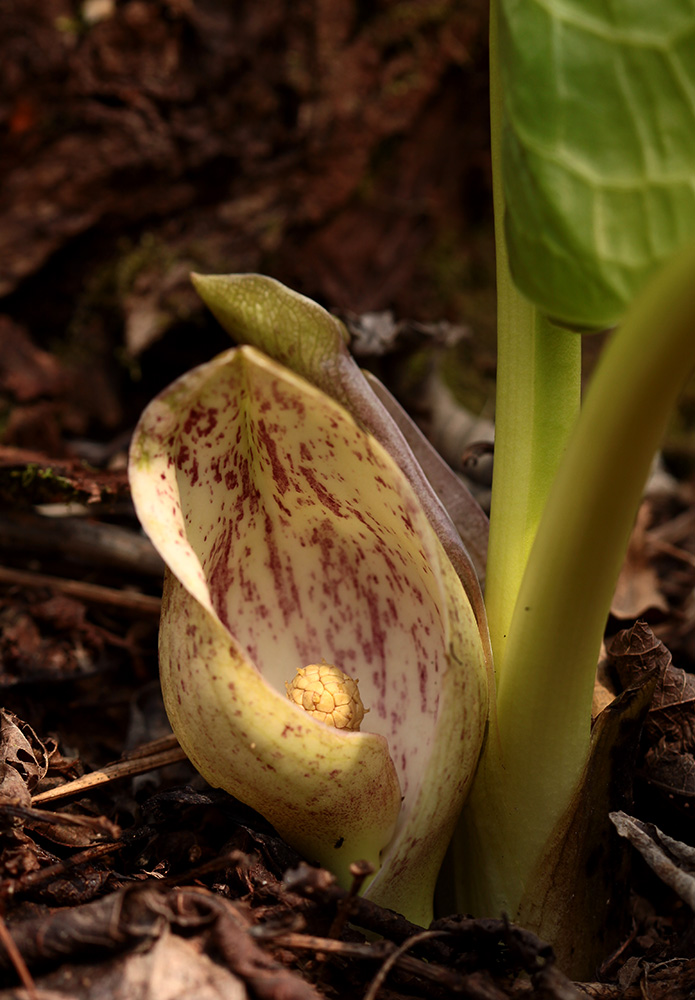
[500,0,695,327]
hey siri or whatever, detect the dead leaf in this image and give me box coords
[608,621,672,692]
[0,930,247,1000]
[592,647,617,719]
[607,622,695,802]
[0,762,32,812]
[0,886,325,999]
[610,811,695,911]
[0,710,49,801]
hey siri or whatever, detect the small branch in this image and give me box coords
[0,509,164,578]
[362,929,447,1000]
[6,841,125,896]
[31,734,185,804]
[2,803,121,839]
[326,860,374,940]
[283,863,426,945]
[0,911,38,1000]
[0,563,162,616]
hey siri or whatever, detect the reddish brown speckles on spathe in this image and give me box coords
[256,418,290,495]
[270,375,305,421]
[183,404,219,439]
[263,510,301,625]
[300,466,344,518]
[141,345,481,875]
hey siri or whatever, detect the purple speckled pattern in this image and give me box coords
[172,351,452,796]
[129,345,488,922]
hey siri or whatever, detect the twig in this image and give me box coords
[212,903,323,1000]
[0,910,38,1000]
[362,930,447,1000]
[0,563,161,616]
[283,862,427,945]
[136,850,250,891]
[327,860,374,940]
[32,735,186,804]
[6,841,125,895]
[2,803,121,839]
[0,510,164,578]
[266,931,508,997]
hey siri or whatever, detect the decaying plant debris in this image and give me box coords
[0,686,577,998]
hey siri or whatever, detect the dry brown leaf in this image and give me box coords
[610,811,695,911]
[0,931,246,1000]
[0,709,49,803]
[608,622,695,802]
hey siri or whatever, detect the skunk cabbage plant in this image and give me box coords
[128,0,695,977]
[455,0,695,974]
[129,343,488,926]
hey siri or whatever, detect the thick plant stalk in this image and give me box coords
[483,0,582,677]
[458,241,695,949]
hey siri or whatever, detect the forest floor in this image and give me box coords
[2,2,695,998]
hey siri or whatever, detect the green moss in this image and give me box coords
[1,464,81,507]
[13,464,73,490]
